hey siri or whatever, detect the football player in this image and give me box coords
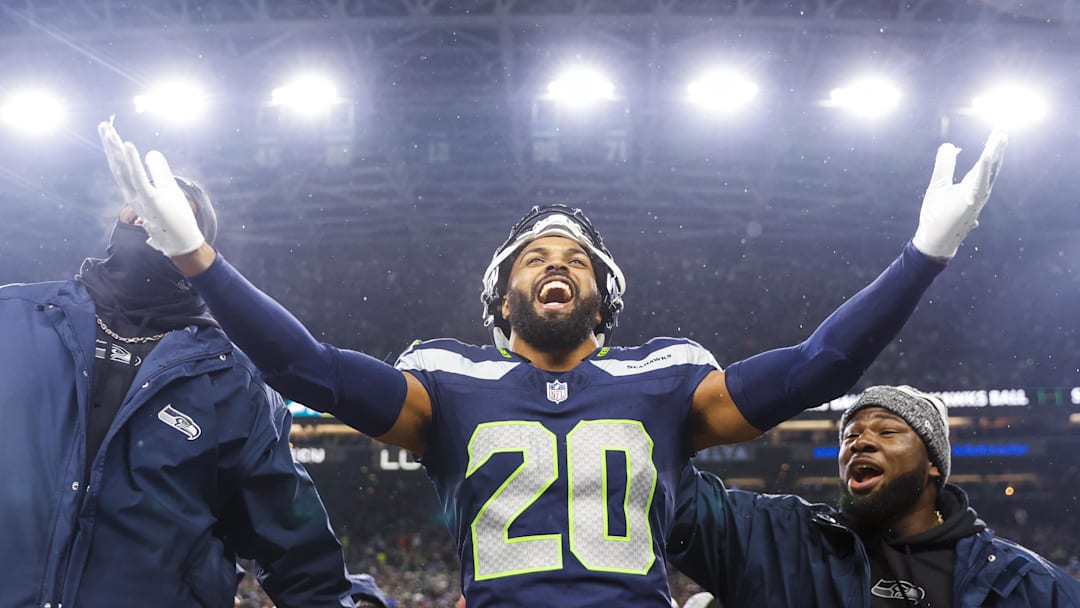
[98,121,1005,607]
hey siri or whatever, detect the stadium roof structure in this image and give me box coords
[0,0,1076,252]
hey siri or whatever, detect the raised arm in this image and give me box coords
[98,121,431,453]
[689,130,1008,450]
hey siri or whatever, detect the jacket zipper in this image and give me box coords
[46,303,93,608]
[953,533,992,606]
[812,514,873,606]
[50,481,87,608]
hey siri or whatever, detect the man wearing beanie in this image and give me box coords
[0,176,386,607]
[669,385,1080,607]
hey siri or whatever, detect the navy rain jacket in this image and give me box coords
[669,466,1080,608]
[0,280,354,608]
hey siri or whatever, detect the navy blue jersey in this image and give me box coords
[396,337,719,607]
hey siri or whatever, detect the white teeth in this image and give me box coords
[539,280,571,300]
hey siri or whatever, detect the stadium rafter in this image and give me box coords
[0,0,1075,248]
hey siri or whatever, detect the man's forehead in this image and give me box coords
[847,406,908,426]
[515,235,588,256]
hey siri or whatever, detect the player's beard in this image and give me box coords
[507,282,601,354]
[838,466,929,530]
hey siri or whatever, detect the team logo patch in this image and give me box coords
[95,340,143,367]
[871,578,925,601]
[546,380,568,404]
[157,405,202,441]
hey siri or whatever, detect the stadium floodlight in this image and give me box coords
[687,70,759,114]
[0,89,65,135]
[133,80,208,124]
[827,77,902,118]
[970,84,1048,129]
[271,75,341,116]
[545,67,616,108]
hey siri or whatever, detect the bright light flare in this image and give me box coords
[1,90,65,135]
[971,85,1048,128]
[133,80,208,124]
[828,78,902,118]
[271,76,341,115]
[687,70,759,114]
[546,68,616,108]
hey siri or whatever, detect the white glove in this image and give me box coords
[98,120,206,257]
[912,129,1008,259]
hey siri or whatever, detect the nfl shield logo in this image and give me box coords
[546,380,568,404]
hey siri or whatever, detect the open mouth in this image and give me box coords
[537,277,574,309]
[847,463,884,492]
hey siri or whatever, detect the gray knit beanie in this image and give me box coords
[839,385,951,485]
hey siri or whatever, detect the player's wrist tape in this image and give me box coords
[191,255,406,437]
[724,241,944,431]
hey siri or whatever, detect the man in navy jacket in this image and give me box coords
[0,178,369,607]
[669,385,1080,607]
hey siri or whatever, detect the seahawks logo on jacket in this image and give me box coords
[871,578,925,602]
[157,404,202,441]
[95,339,143,366]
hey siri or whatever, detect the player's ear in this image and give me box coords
[500,294,510,319]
